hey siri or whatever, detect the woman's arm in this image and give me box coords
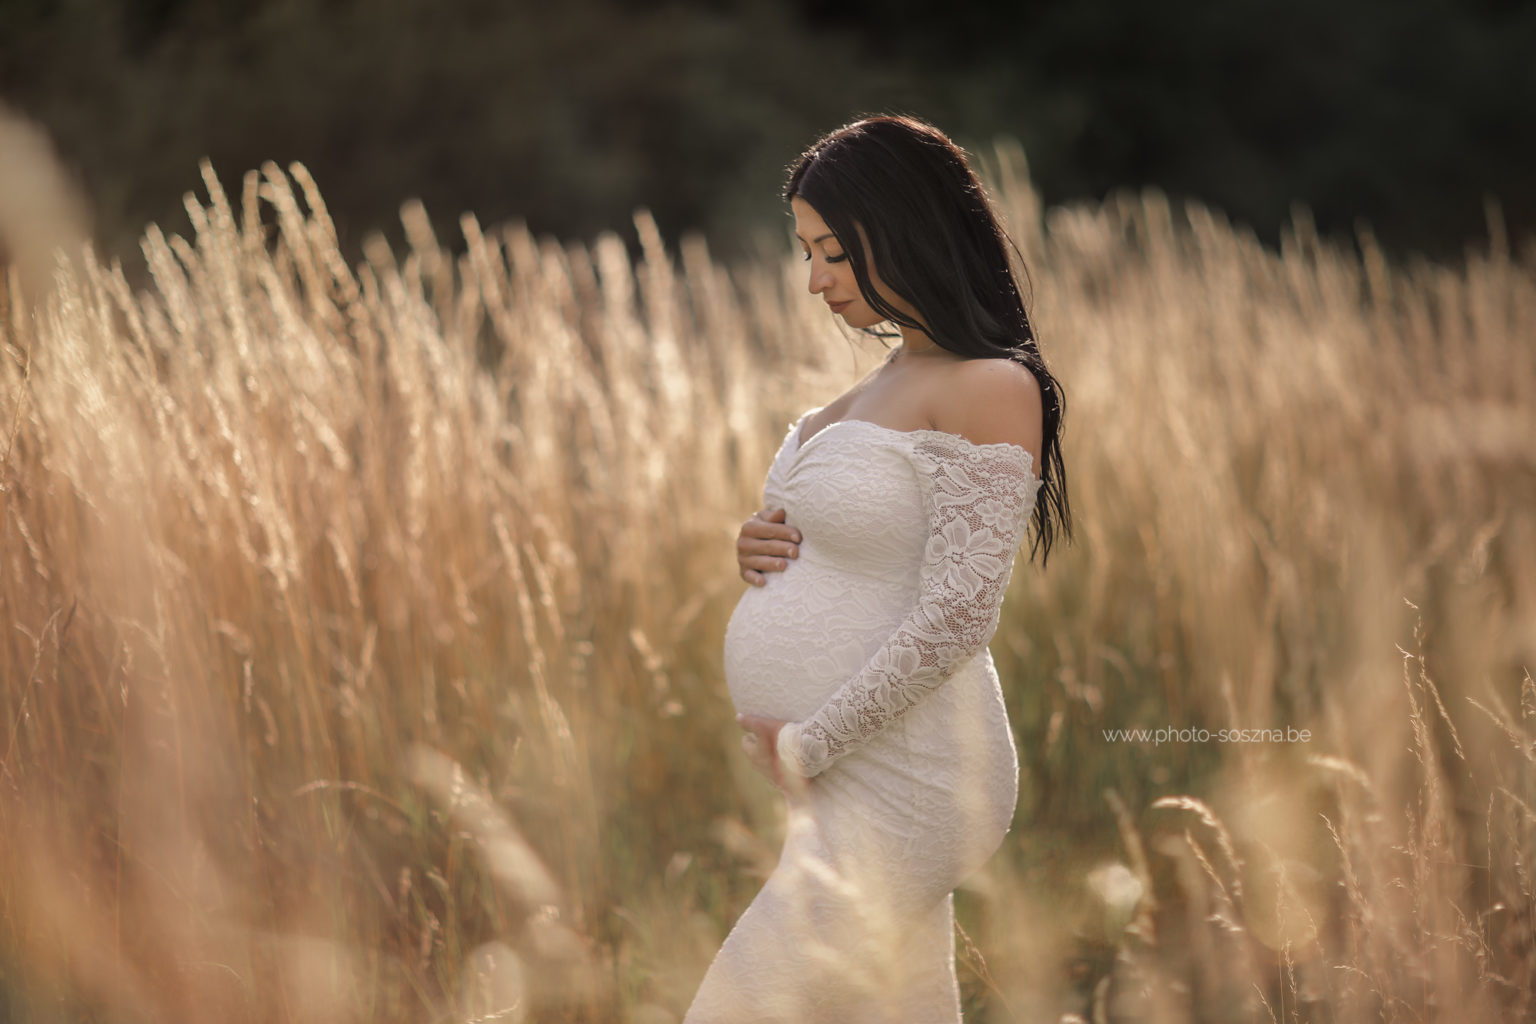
[775,432,1040,777]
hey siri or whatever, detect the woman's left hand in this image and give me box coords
[736,713,804,798]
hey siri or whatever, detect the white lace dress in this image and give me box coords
[685,405,1042,1022]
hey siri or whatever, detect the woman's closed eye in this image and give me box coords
[801,251,848,263]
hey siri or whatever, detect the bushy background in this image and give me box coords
[2,0,1533,263]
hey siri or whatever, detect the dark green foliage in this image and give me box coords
[2,0,1530,264]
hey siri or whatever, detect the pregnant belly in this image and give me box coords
[725,556,1020,877]
[723,554,912,721]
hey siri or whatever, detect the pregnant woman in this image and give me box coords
[684,116,1071,1021]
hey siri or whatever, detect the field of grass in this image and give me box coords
[2,146,1533,1022]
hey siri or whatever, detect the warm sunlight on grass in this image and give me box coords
[2,146,1532,1022]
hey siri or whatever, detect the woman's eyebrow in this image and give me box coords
[794,232,837,245]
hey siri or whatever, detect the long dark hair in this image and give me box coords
[784,114,1072,567]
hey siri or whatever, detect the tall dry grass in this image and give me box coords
[1,147,1532,1022]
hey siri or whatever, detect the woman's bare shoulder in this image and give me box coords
[927,357,1043,465]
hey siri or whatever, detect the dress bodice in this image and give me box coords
[747,405,1042,777]
[763,416,934,588]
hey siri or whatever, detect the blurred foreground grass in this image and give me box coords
[1,149,1533,1022]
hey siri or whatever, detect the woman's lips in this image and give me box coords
[829,300,852,314]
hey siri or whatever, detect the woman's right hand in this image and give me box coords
[737,507,801,586]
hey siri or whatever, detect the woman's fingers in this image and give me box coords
[741,517,801,544]
[738,558,786,585]
[738,507,801,583]
[740,516,801,551]
[737,535,799,559]
[740,732,774,780]
[755,508,797,535]
[737,528,798,552]
[739,545,798,566]
[736,714,806,799]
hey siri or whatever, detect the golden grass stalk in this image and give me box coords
[1,150,1532,1021]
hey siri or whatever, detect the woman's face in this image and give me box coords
[791,196,917,330]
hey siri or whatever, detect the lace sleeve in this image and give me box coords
[775,434,1041,778]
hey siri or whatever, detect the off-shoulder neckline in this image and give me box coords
[793,405,1038,478]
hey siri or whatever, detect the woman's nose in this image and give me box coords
[807,264,832,294]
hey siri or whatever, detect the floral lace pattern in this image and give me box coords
[689,408,1038,1020]
[775,430,1041,778]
